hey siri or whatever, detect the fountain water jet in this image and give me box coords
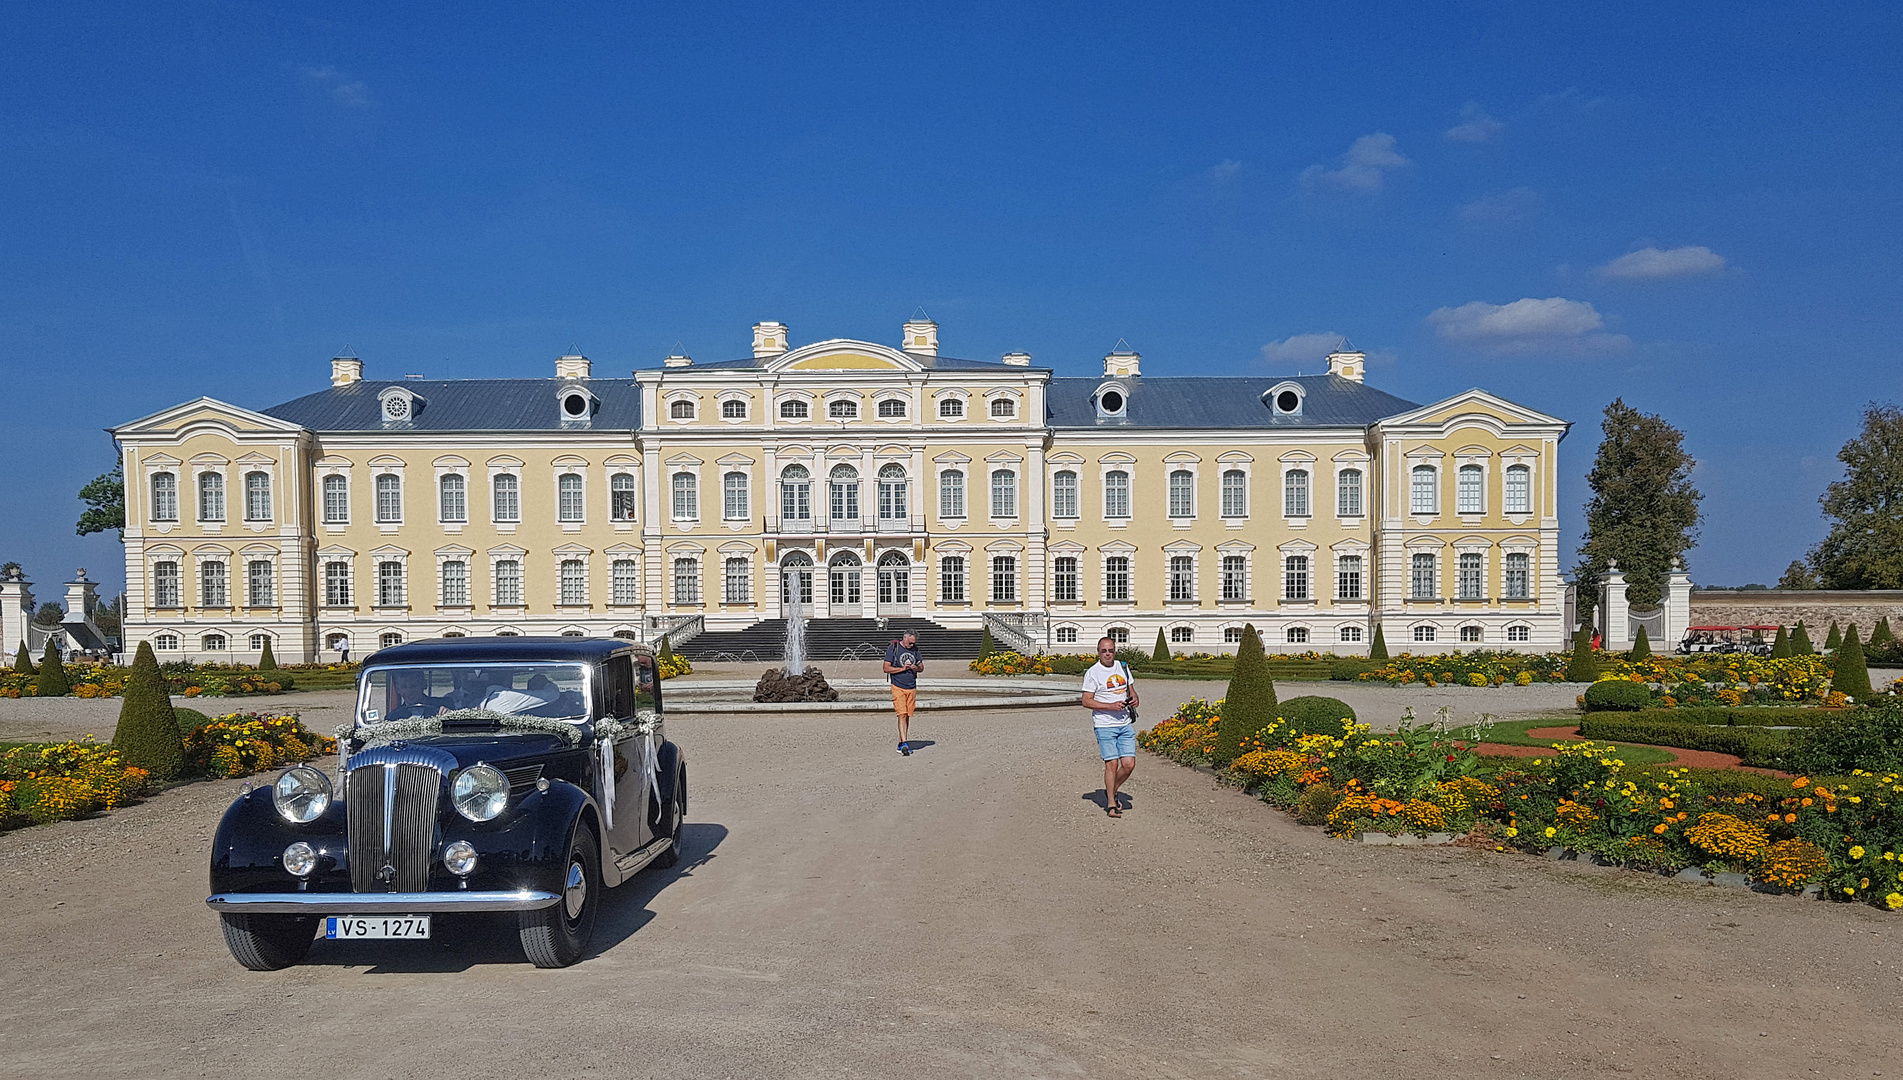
[752,569,837,702]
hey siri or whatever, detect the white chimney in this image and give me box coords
[663,352,694,368]
[752,321,789,359]
[331,353,363,387]
[555,354,592,379]
[1326,349,1366,383]
[1001,351,1031,367]
[1103,345,1141,378]
[902,316,938,356]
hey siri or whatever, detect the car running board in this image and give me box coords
[612,833,675,877]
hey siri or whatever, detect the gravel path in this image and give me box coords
[1,678,1897,1078]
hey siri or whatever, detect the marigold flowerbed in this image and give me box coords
[1140,697,1903,910]
[0,712,335,831]
[1354,650,1862,708]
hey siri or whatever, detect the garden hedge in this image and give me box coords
[1276,695,1357,738]
[1581,679,1651,711]
[111,641,184,780]
[35,642,70,696]
[1597,705,1839,728]
[1788,705,1903,777]
[1574,715,1792,768]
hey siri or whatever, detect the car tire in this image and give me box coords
[654,771,685,869]
[518,820,600,968]
[220,913,317,971]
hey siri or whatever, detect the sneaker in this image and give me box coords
[898,742,912,756]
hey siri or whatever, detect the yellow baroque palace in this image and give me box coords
[111,317,1570,662]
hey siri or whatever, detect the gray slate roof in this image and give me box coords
[1047,375,1418,429]
[263,379,643,431]
[679,352,1022,371]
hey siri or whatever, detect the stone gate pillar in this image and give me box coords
[1599,563,1631,651]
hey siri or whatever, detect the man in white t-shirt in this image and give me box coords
[1080,636,1139,818]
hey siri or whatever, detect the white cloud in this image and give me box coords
[1261,332,1347,366]
[1427,297,1629,354]
[1300,133,1410,193]
[1445,102,1503,143]
[304,65,373,109]
[1459,187,1542,224]
[1598,245,1727,280]
[1206,159,1242,182]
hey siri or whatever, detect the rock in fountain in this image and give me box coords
[751,584,839,702]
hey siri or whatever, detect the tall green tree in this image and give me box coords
[75,462,126,539]
[1834,626,1873,701]
[1809,404,1903,588]
[113,641,184,779]
[1212,624,1277,767]
[1574,399,1702,617]
[1777,560,1819,589]
[32,602,64,628]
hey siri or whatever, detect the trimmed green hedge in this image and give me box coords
[1575,715,1792,768]
[1581,679,1650,711]
[1592,706,1841,728]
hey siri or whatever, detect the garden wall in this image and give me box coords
[1690,590,1903,639]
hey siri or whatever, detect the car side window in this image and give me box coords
[634,655,660,715]
[602,655,634,718]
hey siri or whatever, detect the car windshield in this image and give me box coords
[359,663,590,724]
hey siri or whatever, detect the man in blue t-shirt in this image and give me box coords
[883,630,923,755]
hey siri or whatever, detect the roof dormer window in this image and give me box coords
[558,385,597,427]
[1094,382,1129,419]
[378,386,422,425]
[1264,381,1305,417]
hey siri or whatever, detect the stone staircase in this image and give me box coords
[676,617,985,661]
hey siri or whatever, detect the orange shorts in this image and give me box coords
[891,686,917,716]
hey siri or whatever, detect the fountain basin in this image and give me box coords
[663,678,1077,713]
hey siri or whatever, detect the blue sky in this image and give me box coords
[3,1,1900,598]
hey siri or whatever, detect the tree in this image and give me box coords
[1808,403,1903,588]
[0,561,20,578]
[1565,628,1600,682]
[258,637,277,670]
[1368,624,1388,660]
[32,602,64,628]
[36,640,70,696]
[75,462,126,539]
[1770,626,1791,659]
[13,642,34,674]
[1212,624,1276,767]
[1792,622,1816,655]
[1778,560,1819,589]
[1152,628,1171,665]
[112,641,184,779]
[93,592,124,637]
[1574,399,1702,616]
[1826,621,1843,651]
[1834,626,1873,702]
[1629,624,1651,660]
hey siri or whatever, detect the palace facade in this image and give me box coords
[111,317,1570,662]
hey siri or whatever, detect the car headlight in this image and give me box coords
[451,764,509,822]
[443,840,479,876]
[282,841,318,877]
[272,766,332,824]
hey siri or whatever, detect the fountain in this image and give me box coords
[752,575,838,702]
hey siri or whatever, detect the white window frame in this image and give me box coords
[938,555,967,602]
[938,469,965,519]
[1283,554,1310,601]
[322,560,351,607]
[243,471,272,522]
[246,558,274,607]
[557,473,585,523]
[1410,552,1438,600]
[1336,468,1363,518]
[151,471,179,522]
[990,554,1018,602]
[989,469,1017,520]
[1335,553,1364,600]
[152,560,181,608]
[1103,470,1131,520]
[1167,470,1195,519]
[1284,469,1310,518]
[1220,469,1247,519]
[672,557,701,604]
[492,473,521,523]
[1504,464,1532,516]
[376,559,406,608]
[374,473,403,524]
[671,471,699,522]
[722,471,750,521]
[722,557,751,603]
[1456,464,1485,515]
[1052,470,1080,519]
[1409,465,1438,516]
[611,472,638,522]
[1220,554,1248,601]
[440,560,470,607]
[493,558,524,606]
[1103,554,1132,603]
[439,473,468,523]
[1504,551,1532,600]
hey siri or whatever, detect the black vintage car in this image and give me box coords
[206,637,687,969]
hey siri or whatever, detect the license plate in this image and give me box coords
[326,915,431,939]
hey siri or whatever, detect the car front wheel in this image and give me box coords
[518,821,600,968]
[220,913,317,971]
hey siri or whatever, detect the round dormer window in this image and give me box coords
[563,393,588,417]
[383,396,409,421]
[1100,390,1124,413]
[1276,390,1300,413]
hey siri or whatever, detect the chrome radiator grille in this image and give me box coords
[346,761,440,892]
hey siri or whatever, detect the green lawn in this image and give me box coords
[1450,717,1678,766]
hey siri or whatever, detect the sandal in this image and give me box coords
[1105,801,1122,818]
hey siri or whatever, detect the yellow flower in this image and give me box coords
[1888,893,1903,911]
[1503,826,1518,838]
[1850,846,1866,860]
[1544,827,1557,838]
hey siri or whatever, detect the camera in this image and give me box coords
[1123,701,1139,724]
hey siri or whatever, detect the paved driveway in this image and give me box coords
[1,692,1896,1078]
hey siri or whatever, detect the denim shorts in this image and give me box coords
[1094,723,1136,761]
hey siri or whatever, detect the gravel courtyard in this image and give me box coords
[1,674,1897,1078]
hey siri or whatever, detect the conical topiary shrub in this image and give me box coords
[1826,621,1843,651]
[258,637,277,670]
[1791,622,1816,655]
[36,641,70,696]
[659,634,676,663]
[13,642,33,674]
[1565,628,1599,682]
[1834,625,1873,702]
[1770,626,1791,659]
[978,626,995,658]
[112,641,184,779]
[1629,625,1651,661]
[1873,617,1896,647]
[1369,624,1388,661]
[1152,628,1171,666]
[1212,624,1277,767]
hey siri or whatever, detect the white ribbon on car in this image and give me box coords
[594,710,662,834]
[597,735,617,832]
